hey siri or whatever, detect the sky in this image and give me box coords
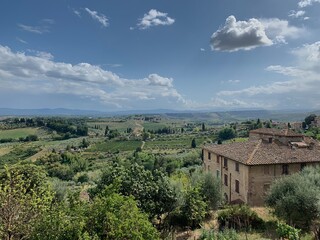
[0,0,320,112]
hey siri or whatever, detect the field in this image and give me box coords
[0,127,39,139]
[87,139,142,153]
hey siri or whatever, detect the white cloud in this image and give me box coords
[200,48,205,52]
[0,45,185,109]
[228,79,240,83]
[210,16,303,52]
[260,18,303,44]
[17,19,54,34]
[147,74,173,87]
[85,8,109,27]
[212,41,320,109]
[298,0,320,7]
[18,24,48,34]
[137,9,175,29]
[210,15,272,52]
[291,41,320,70]
[16,37,27,44]
[288,10,306,18]
[73,9,81,17]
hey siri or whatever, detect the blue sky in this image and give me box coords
[0,0,320,111]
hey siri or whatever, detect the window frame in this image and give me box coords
[282,164,289,175]
[235,162,239,172]
[235,180,240,193]
[224,174,228,186]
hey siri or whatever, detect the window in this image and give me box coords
[263,183,271,196]
[235,180,240,193]
[224,158,228,169]
[235,162,239,172]
[216,170,220,178]
[301,163,306,171]
[224,174,228,186]
[216,155,220,164]
[208,152,211,160]
[264,165,270,175]
[282,164,289,175]
[268,137,273,143]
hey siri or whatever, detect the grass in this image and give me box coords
[0,127,39,139]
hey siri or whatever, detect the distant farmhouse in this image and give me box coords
[203,128,320,206]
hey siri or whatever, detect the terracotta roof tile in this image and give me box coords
[250,128,303,137]
[203,140,320,165]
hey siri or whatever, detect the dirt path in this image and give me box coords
[132,120,144,136]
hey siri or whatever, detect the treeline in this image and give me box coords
[1,117,88,139]
[0,134,38,143]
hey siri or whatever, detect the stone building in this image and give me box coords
[203,128,320,206]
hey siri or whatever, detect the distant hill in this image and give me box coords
[0,108,104,116]
[0,108,316,122]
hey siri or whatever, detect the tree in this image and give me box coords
[0,164,53,239]
[181,187,207,229]
[201,123,206,131]
[218,128,236,140]
[305,114,316,126]
[201,173,222,210]
[191,138,197,148]
[92,163,177,219]
[265,168,320,230]
[104,125,109,136]
[87,187,160,240]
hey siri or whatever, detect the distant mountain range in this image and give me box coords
[0,108,318,122]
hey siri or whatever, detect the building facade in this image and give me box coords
[203,128,320,206]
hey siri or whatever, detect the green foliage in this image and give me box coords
[217,205,264,231]
[0,164,53,239]
[92,163,177,219]
[199,228,239,240]
[36,152,89,181]
[201,173,222,210]
[87,187,160,240]
[265,169,319,230]
[218,128,236,140]
[191,138,197,148]
[31,202,90,240]
[276,222,301,240]
[305,114,316,126]
[0,146,40,167]
[180,186,207,229]
[106,129,120,139]
[20,134,39,142]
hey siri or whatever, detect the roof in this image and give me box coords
[250,128,303,137]
[203,139,320,165]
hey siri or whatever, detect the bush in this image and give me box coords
[217,205,264,231]
[199,228,239,240]
[276,222,301,240]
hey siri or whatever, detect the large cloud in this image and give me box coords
[212,41,320,109]
[298,0,320,7]
[210,16,303,52]
[137,9,175,29]
[210,16,272,52]
[0,45,185,109]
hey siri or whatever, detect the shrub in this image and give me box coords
[276,222,301,240]
[217,205,264,231]
[199,228,239,240]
